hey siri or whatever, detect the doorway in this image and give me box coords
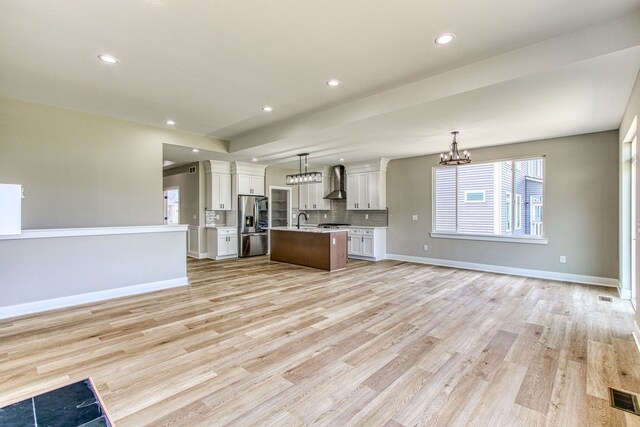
[633,135,638,310]
[164,187,180,225]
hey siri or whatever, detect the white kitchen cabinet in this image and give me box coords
[237,173,264,195]
[348,227,386,261]
[298,181,331,210]
[204,161,232,211]
[298,167,331,211]
[345,159,387,210]
[210,173,231,210]
[207,227,238,260]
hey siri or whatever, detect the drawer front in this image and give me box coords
[363,229,373,236]
[349,228,363,235]
[218,228,236,235]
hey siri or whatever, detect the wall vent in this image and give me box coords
[189,166,197,174]
[599,296,613,302]
[609,388,640,416]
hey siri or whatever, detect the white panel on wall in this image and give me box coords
[0,184,22,235]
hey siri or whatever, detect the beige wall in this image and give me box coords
[387,130,619,280]
[163,163,200,227]
[266,166,298,207]
[0,97,226,229]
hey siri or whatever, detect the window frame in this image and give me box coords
[515,194,522,230]
[464,190,486,203]
[431,155,547,244]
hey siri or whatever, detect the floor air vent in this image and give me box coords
[609,388,640,416]
[599,296,613,302]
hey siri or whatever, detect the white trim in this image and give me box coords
[619,287,632,300]
[386,253,619,287]
[0,277,189,320]
[430,232,548,245]
[187,252,208,259]
[464,190,486,203]
[0,225,188,241]
[633,321,640,354]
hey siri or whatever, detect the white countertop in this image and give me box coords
[270,226,348,234]
[0,225,189,241]
[300,224,387,229]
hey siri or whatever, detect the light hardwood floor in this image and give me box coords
[1,257,639,426]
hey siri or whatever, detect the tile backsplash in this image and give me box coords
[205,210,228,227]
[206,200,388,227]
[299,200,388,227]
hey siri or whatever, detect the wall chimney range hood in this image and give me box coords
[324,165,346,200]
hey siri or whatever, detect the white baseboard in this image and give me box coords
[187,252,208,259]
[385,254,620,288]
[633,322,640,354]
[0,277,189,320]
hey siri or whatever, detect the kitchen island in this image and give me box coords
[270,227,348,271]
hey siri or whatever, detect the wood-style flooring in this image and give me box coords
[1,257,639,426]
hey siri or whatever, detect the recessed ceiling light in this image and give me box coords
[262,106,273,112]
[339,158,345,162]
[166,119,176,125]
[98,54,119,64]
[252,158,258,162]
[191,148,200,153]
[435,33,455,45]
[326,79,341,87]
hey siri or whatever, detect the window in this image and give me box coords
[464,190,485,203]
[433,157,544,241]
[515,194,522,230]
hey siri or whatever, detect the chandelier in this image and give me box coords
[439,131,471,165]
[286,153,323,185]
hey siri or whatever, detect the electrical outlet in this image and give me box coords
[423,244,428,251]
[192,214,197,220]
[215,214,220,220]
[324,213,327,219]
[559,256,566,263]
[21,188,25,199]
[412,214,418,221]
[365,214,369,219]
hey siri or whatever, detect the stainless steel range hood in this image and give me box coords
[324,165,346,200]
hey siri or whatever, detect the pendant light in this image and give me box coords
[286,153,323,185]
[439,131,471,165]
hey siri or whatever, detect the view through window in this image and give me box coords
[434,158,544,238]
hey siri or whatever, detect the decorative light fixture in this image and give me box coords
[286,153,323,185]
[439,131,471,165]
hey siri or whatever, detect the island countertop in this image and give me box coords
[269,226,348,234]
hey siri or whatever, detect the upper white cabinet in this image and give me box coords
[298,167,331,210]
[238,174,265,196]
[204,161,232,211]
[346,159,388,210]
[232,162,266,197]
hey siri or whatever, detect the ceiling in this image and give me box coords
[1,1,639,169]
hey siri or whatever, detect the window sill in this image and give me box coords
[430,232,548,245]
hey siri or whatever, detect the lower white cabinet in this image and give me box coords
[207,227,238,260]
[347,227,386,261]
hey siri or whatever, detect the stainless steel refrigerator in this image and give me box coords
[238,195,269,257]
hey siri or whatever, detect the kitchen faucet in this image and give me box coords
[296,212,308,229]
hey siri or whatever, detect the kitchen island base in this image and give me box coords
[270,229,348,271]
